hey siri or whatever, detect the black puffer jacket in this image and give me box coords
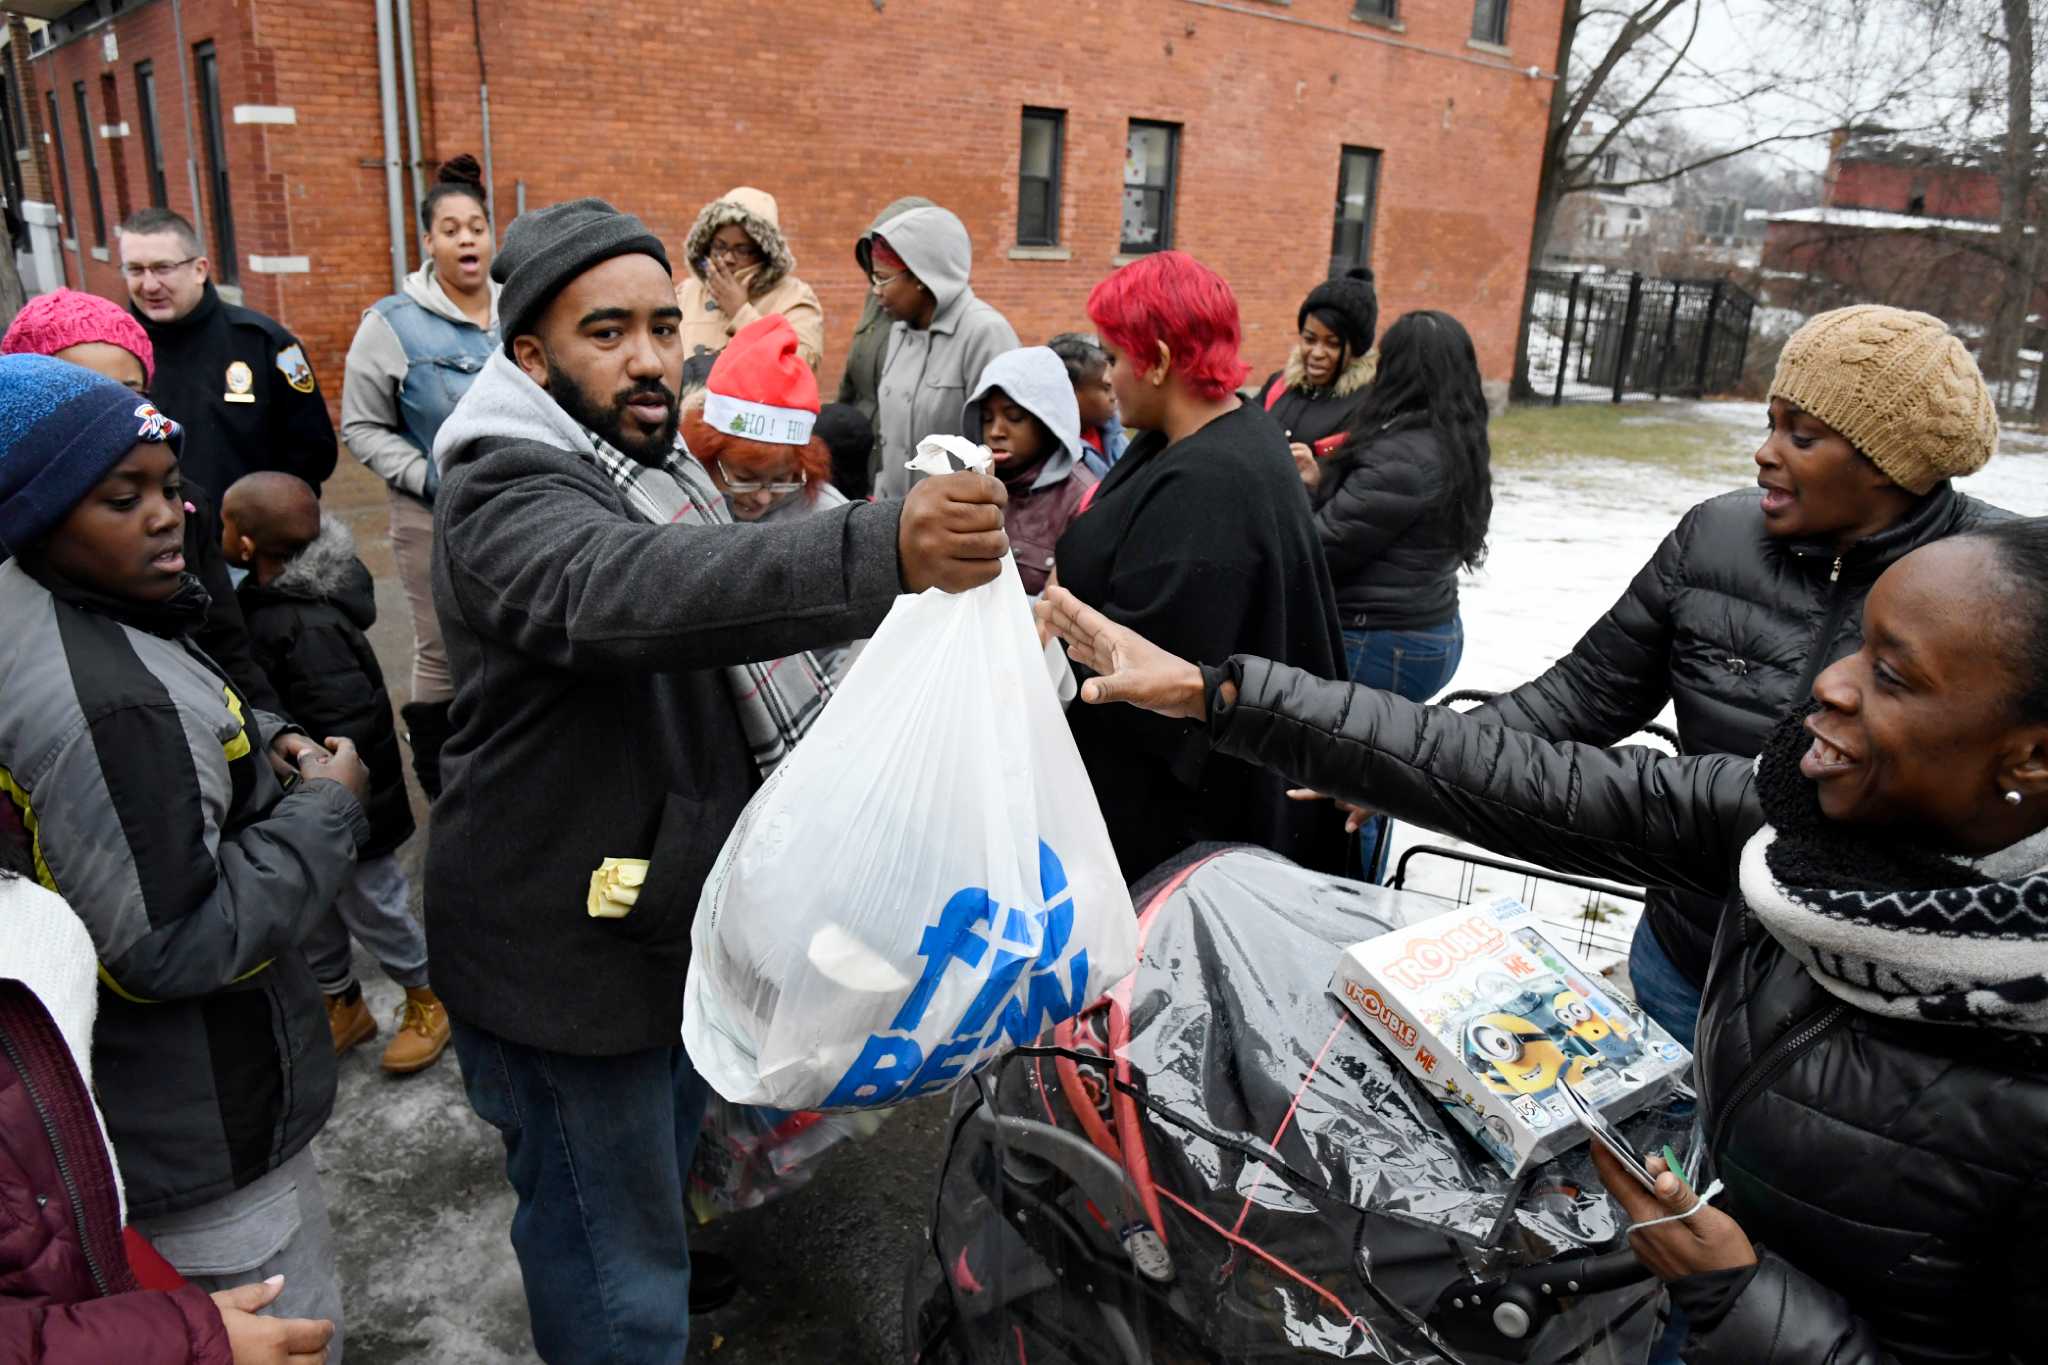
[1309,419,1465,630]
[1206,657,2048,1365]
[237,523,415,859]
[1257,348,1375,453]
[1473,483,2006,986]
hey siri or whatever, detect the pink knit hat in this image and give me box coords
[1,288,154,384]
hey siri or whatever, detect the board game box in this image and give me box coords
[1331,897,1691,1175]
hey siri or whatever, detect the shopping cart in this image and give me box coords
[1382,692,1678,976]
[907,844,1684,1365]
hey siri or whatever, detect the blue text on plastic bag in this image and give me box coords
[821,842,1091,1108]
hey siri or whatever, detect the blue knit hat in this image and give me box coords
[0,353,183,555]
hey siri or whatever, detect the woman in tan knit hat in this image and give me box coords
[1457,303,2009,1073]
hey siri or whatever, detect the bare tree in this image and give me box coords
[1513,0,1963,399]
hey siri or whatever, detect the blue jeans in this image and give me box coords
[1342,617,1465,882]
[452,1020,711,1364]
[1626,920,1702,1054]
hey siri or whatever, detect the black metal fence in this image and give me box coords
[1525,270,1757,405]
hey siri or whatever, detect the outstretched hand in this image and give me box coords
[1034,587,1208,719]
[1287,788,1376,834]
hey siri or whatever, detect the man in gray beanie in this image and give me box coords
[425,197,1009,1363]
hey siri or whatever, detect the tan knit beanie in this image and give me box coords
[1768,305,1997,496]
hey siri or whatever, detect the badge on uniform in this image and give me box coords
[223,359,256,404]
[275,343,316,395]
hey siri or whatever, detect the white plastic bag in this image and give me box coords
[682,458,1137,1111]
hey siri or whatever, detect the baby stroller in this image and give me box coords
[907,844,1686,1364]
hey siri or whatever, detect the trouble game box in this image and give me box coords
[1331,897,1690,1175]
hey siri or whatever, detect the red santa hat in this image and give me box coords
[704,315,818,446]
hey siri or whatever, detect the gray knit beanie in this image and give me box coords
[493,197,671,355]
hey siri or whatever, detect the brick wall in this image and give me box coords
[1826,155,2001,223]
[1760,219,2047,330]
[26,0,1564,405]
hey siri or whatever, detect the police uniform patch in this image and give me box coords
[275,343,316,395]
[224,359,255,404]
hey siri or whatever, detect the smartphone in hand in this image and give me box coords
[1558,1081,1660,1192]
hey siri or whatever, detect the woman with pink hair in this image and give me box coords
[1051,251,1347,881]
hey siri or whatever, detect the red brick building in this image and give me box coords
[1762,129,2041,331]
[5,0,1565,402]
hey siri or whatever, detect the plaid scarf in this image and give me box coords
[577,425,832,777]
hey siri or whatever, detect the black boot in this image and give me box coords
[399,700,452,802]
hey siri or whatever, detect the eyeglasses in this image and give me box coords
[717,459,804,496]
[709,240,763,261]
[868,270,905,291]
[121,255,199,282]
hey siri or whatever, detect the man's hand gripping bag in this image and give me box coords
[682,554,1137,1111]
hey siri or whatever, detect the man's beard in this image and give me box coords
[542,344,678,464]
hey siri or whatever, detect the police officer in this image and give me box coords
[120,207,337,496]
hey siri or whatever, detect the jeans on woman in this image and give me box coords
[1341,615,1465,882]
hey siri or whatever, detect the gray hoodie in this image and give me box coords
[870,206,1019,499]
[342,261,502,496]
[960,345,1083,494]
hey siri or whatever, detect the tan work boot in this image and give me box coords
[327,990,377,1056]
[381,985,451,1074]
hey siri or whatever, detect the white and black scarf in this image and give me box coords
[434,352,830,777]
[1741,708,2048,1033]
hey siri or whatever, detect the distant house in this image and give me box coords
[1546,135,1688,268]
[1761,129,2038,332]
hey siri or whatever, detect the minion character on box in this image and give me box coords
[1462,1010,1599,1101]
[1552,988,1646,1067]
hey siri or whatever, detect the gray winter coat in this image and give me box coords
[428,353,905,1054]
[0,560,366,1217]
[870,206,1019,499]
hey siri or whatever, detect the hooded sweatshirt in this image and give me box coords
[342,260,502,500]
[960,346,1096,595]
[837,195,934,445]
[870,206,1019,500]
[675,187,825,389]
[426,351,903,1053]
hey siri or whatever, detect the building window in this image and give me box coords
[1472,0,1509,44]
[2,67,27,154]
[193,40,236,284]
[46,90,75,245]
[1121,120,1179,255]
[135,61,168,208]
[1352,0,1398,22]
[1330,145,1381,276]
[72,82,105,247]
[1017,107,1063,247]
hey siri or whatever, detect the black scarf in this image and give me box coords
[1743,707,2048,1032]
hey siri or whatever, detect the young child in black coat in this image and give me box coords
[221,472,450,1074]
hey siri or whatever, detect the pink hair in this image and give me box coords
[1085,251,1250,401]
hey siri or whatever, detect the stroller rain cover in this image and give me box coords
[911,846,1683,1365]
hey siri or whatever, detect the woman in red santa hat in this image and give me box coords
[683,315,863,676]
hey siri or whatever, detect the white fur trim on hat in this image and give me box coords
[704,389,817,445]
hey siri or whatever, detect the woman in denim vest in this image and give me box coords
[341,155,500,798]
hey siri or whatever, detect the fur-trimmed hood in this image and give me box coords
[1281,344,1377,398]
[682,186,796,293]
[263,516,377,630]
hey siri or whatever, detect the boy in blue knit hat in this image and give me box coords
[0,353,370,1352]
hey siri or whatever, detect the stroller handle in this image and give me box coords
[1431,1246,1652,1354]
